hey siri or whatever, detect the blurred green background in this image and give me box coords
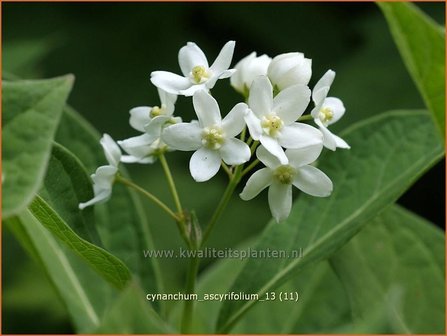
[2,2,445,333]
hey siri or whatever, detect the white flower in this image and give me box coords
[120,88,181,163]
[118,135,167,164]
[310,70,349,151]
[151,41,236,97]
[162,90,250,182]
[79,134,121,209]
[240,145,332,222]
[230,52,272,96]
[267,52,312,93]
[129,89,181,142]
[245,75,322,164]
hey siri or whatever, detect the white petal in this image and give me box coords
[118,133,153,159]
[243,54,271,87]
[178,42,208,77]
[256,145,281,169]
[268,52,312,90]
[179,83,208,97]
[285,144,323,168]
[79,188,111,209]
[144,115,171,143]
[219,138,250,165]
[244,109,262,140]
[158,88,177,116]
[91,165,117,189]
[248,75,273,118]
[278,123,323,149]
[315,119,337,151]
[312,70,335,103]
[333,133,350,149]
[100,134,121,167]
[273,84,310,124]
[210,40,235,74]
[189,147,221,182]
[231,52,256,92]
[259,134,288,165]
[203,68,236,92]
[323,97,345,125]
[121,155,156,164]
[310,87,330,119]
[268,182,292,223]
[217,68,236,79]
[276,58,312,89]
[193,90,221,127]
[162,122,202,151]
[240,168,272,200]
[129,107,151,132]
[221,102,248,137]
[158,87,178,106]
[293,165,333,197]
[150,71,191,95]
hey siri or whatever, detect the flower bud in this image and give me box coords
[268,52,312,93]
[230,52,272,97]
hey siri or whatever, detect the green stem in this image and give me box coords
[116,175,179,221]
[250,140,259,155]
[241,159,260,177]
[159,154,183,215]
[181,255,200,333]
[221,162,233,179]
[298,114,313,121]
[201,166,243,247]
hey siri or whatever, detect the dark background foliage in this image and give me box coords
[2,2,444,333]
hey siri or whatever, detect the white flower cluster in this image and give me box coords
[80,41,349,222]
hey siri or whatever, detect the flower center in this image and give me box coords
[191,65,210,84]
[273,165,296,185]
[150,104,167,118]
[319,107,334,124]
[261,114,284,137]
[201,126,225,150]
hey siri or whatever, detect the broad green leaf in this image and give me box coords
[217,110,444,332]
[95,282,175,333]
[28,195,131,289]
[330,205,445,333]
[39,143,101,246]
[2,76,74,218]
[378,2,445,138]
[6,213,101,332]
[55,107,163,305]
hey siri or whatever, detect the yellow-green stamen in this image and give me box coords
[201,126,225,150]
[273,165,295,185]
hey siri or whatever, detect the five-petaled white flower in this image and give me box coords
[245,75,322,164]
[79,134,121,209]
[119,88,180,163]
[240,145,333,222]
[151,41,236,97]
[162,90,250,182]
[311,70,349,151]
[230,52,272,96]
[268,52,312,93]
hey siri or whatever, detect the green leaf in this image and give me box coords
[95,282,175,333]
[5,213,102,332]
[378,2,445,139]
[217,110,444,332]
[55,107,163,301]
[2,76,74,218]
[28,195,131,289]
[330,205,445,333]
[39,143,101,246]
